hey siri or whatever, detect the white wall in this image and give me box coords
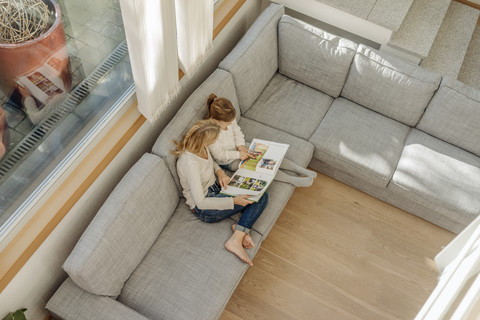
[0,1,262,319]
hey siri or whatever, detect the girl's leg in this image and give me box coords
[275,170,314,187]
[280,158,317,178]
[228,159,241,171]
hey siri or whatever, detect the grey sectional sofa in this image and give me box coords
[47,3,480,319]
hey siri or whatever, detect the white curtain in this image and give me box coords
[175,0,214,76]
[416,216,480,319]
[118,0,180,122]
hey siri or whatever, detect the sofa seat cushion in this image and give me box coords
[341,45,441,126]
[278,15,357,97]
[63,154,179,297]
[417,77,480,157]
[118,201,262,320]
[244,73,333,140]
[389,129,480,226]
[238,116,315,168]
[309,98,410,188]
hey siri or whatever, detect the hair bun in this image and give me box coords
[207,93,217,107]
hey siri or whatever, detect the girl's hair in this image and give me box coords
[205,93,236,122]
[171,119,220,156]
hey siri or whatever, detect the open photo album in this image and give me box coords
[220,138,289,202]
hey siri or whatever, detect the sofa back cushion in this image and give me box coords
[219,3,284,114]
[278,15,357,98]
[151,68,239,193]
[417,77,480,157]
[63,154,179,297]
[341,45,442,126]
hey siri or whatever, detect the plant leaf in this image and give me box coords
[12,309,26,320]
[2,312,14,320]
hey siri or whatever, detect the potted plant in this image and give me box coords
[1,308,27,320]
[0,0,71,126]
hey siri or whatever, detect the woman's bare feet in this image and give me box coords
[231,224,255,249]
[225,230,253,266]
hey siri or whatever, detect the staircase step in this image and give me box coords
[458,25,480,90]
[367,0,415,31]
[420,2,480,78]
[388,0,451,58]
[313,0,414,31]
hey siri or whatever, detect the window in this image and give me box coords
[0,0,246,294]
[0,0,132,236]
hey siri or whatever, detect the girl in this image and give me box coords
[172,119,268,266]
[206,94,317,187]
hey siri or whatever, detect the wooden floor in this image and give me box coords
[220,172,455,320]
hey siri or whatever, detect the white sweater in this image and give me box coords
[177,149,234,210]
[208,119,246,165]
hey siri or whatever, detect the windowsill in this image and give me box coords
[0,0,246,294]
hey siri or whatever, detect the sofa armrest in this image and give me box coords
[47,278,151,320]
[219,3,284,114]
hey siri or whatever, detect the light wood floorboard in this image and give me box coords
[220,172,455,320]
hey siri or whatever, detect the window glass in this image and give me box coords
[0,0,133,231]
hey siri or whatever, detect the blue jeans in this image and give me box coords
[193,182,269,234]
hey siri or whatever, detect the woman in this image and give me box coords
[172,119,268,266]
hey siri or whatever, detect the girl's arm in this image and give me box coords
[184,163,233,210]
[208,139,241,163]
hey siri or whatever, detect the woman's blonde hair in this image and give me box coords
[205,93,236,122]
[171,119,220,156]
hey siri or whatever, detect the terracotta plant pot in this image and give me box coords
[0,0,71,102]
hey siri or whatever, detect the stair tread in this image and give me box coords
[420,2,480,78]
[388,0,451,58]
[313,0,375,19]
[367,0,415,31]
[313,0,413,31]
[458,25,480,90]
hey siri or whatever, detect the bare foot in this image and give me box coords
[231,224,255,249]
[225,231,253,266]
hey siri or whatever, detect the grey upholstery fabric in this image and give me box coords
[309,98,410,188]
[118,202,262,320]
[46,278,150,320]
[244,73,333,139]
[63,154,179,297]
[152,68,239,193]
[278,15,357,97]
[229,180,294,238]
[341,45,442,126]
[390,129,480,227]
[219,3,284,113]
[417,77,480,157]
[238,116,315,168]
[309,157,468,233]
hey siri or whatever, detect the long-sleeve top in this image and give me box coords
[177,149,234,210]
[208,119,246,165]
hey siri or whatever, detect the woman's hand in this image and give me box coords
[217,169,230,189]
[233,195,254,206]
